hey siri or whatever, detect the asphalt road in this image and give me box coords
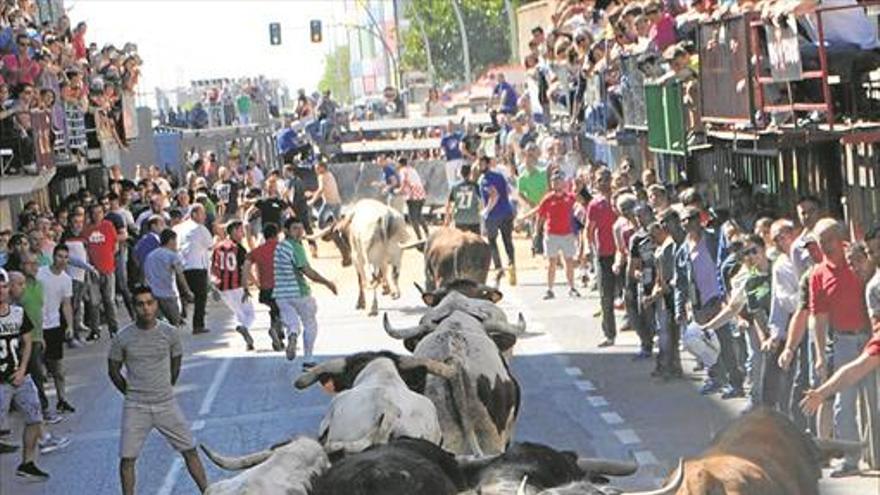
[1,238,877,494]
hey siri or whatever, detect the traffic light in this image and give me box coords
[310,20,322,43]
[269,22,281,45]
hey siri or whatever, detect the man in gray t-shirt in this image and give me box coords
[445,164,482,235]
[108,286,206,495]
[142,229,193,327]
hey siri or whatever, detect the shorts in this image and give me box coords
[0,376,43,425]
[544,234,577,259]
[43,326,64,361]
[120,399,195,459]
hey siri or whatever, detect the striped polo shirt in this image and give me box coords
[273,238,311,299]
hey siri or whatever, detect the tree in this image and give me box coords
[401,0,514,84]
[318,45,352,103]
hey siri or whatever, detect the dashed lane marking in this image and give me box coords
[600,412,624,425]
[574,380,595,392]
[633,450,660,465]
[586,395,609,407]
[564,367,583,377]
[613,429,641,445]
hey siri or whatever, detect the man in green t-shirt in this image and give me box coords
[445,163,482,235]
[273,217,337,369]
[236,93,251,125]
[516,144,548,255]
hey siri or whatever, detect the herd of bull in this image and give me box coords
[199,201,865,494]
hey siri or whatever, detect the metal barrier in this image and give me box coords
[327,159,450,207]
[646,82,687,156]
[620,54,660,131]
[699,14,756,126]
[751,0,880,129]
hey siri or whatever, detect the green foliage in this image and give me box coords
[402,0,515,83]
[319,45,352,103]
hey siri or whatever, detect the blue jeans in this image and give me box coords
[317,202,341,228]
[829,330,875,468]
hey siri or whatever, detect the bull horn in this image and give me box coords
[401,239,427,250]
[306,223,334,241]
[813,437,866,457]
[293,358,348,389]
[383,312,425,340]
[413,282,426,296]
[576,457,638,476]
[623,458,684,495]
[200,443,273,471]
[398,356,456,378]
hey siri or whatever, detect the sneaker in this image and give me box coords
[57,400,76,414]
[42,410,64,424]
[302,361,317,371]
[236,326,255,351]
[721,386,745,399]
[568,288,581,298]
[699,380,722,395]
[16,461,49,481]
[631,350,651,361]
[829,465,860,478]
[597,339,615,348]
[0,442,18,454]
[543,290,555,300]
[85,332,100,342]
[507,267,517,286]
[39,435,71,454]
[269,326,284,352]
[192,327,210,335]
[66,338,84,349]
[286,334,298,361]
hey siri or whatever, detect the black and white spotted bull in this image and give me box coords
[201,437,330,495]
[294,354,453,455]
[315,199,408,316]
[384,306,522,457]
[422,227,493,292]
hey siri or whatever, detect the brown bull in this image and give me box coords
[422,227,492,292]
[644,408,862,495]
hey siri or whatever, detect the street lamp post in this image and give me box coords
[450,0,472,84]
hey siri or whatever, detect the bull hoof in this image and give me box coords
[356,301,365,310]
[368,308,378,317]
[391,292,400,300]
[381,286,391,296]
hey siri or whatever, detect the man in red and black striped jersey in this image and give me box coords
[211,221,255,350]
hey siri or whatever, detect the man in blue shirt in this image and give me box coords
[478,156,516,285]
[276,121,310,163]
[492,73,518,116]
[440,121,465,189]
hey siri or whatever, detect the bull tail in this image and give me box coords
[442,360,484,456]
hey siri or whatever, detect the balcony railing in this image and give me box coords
[699,13,757,127]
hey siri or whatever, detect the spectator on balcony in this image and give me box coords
[71,22,86,59]
[645,1,677,52]
[2,34,40,87]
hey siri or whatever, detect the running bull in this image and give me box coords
[294,352,454,455]
[420,227,493,292]
[384,301,524,456]
[313,199,408,316]
[642,408,864,495]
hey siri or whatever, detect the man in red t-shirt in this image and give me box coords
[243,222,283,351]
[808,218,874,477]
[586,168,618,347]
[212,221,255,351]
[82,203,118,339]
[521,171,580,300]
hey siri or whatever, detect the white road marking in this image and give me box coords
[633,450,659,465]
[159,357,233,495]
[199,358,232,415]
[156,458,183,495]
[600,412,624,425]
[574,380,595,392]
[586,395,609,407]
[613,429,641,445]
[564,367,583,377]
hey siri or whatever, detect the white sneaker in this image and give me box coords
[39,435,70,454]
[42,411,64,425]
[286,334,298,361]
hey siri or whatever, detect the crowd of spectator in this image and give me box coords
[0,0,141,176]
[159,76,280,130]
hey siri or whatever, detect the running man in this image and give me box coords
[211,221,256,350]
[274,217,337,369]
[445,162,482,235]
